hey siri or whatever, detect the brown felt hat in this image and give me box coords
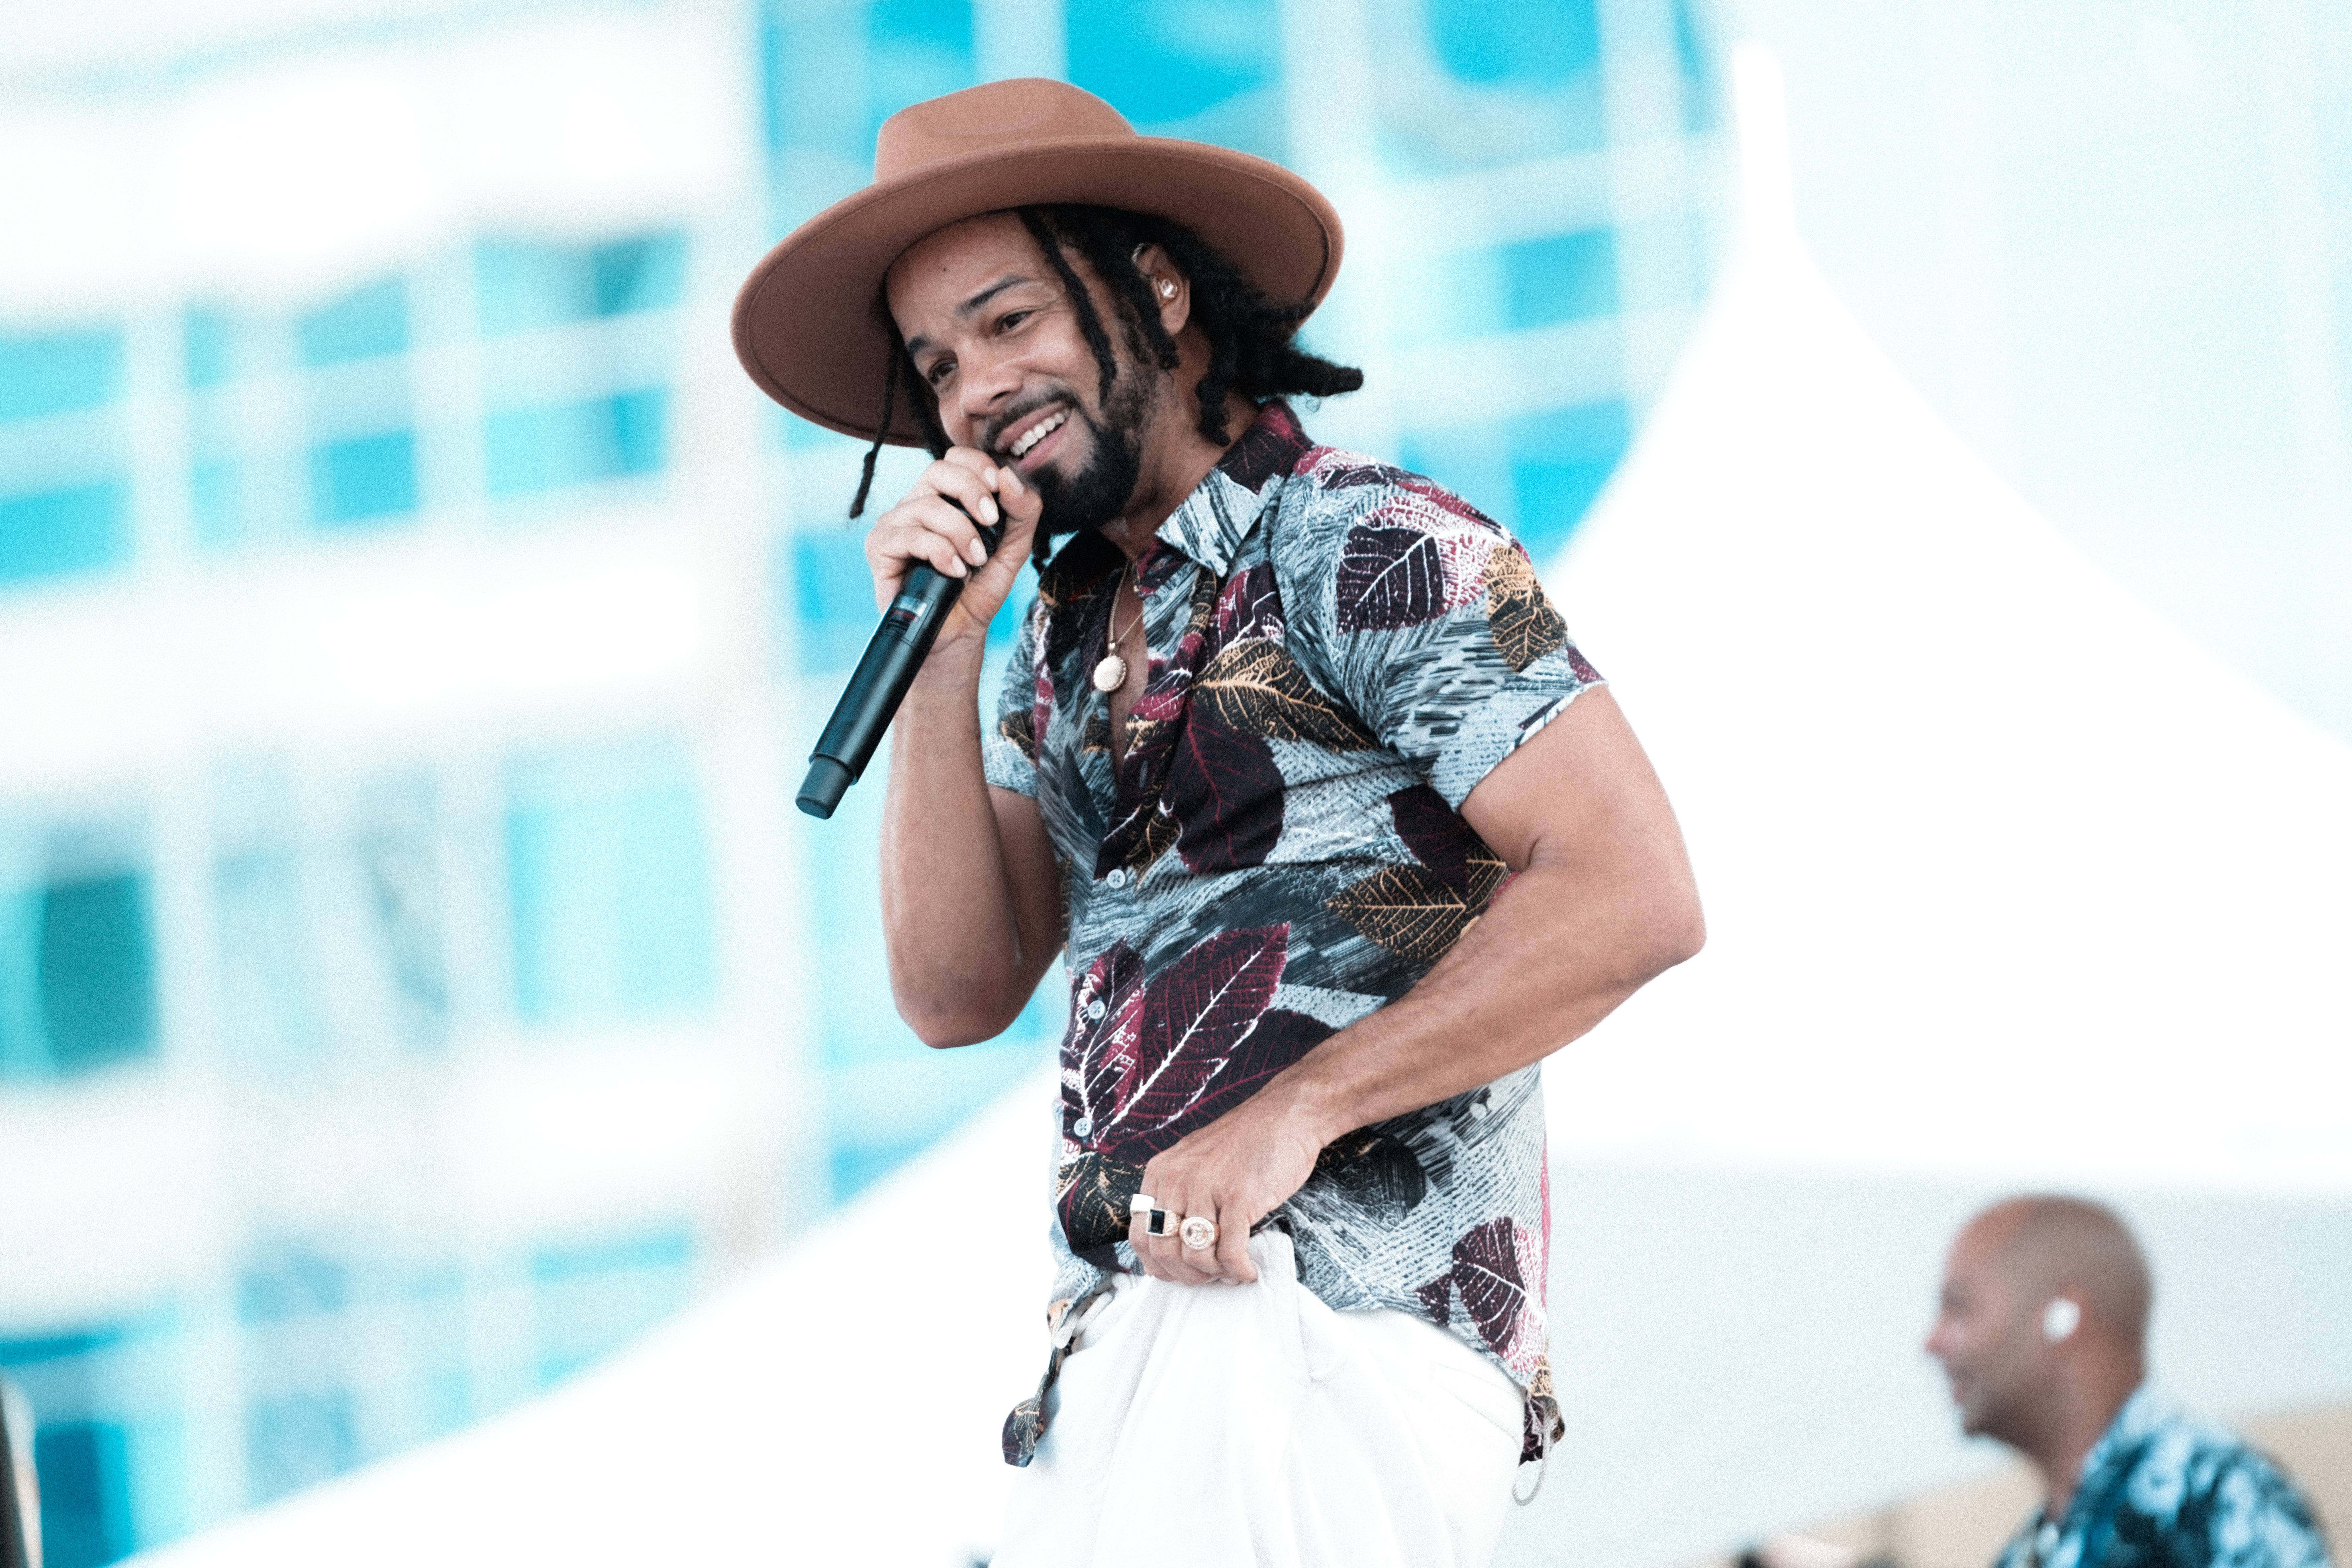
[731,78,1345,446]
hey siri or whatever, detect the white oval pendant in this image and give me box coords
[1092,654,1128,693]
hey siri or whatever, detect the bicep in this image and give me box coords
[1458,687,1693,889]
[991,786,1064,990]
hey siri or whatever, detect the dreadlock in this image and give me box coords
[848,318,949,520]
[855,203,1365,577]
[1017,204,1363,451]
[1017,208,1129,411]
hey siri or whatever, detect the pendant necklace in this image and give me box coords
[1091,562,1141,694]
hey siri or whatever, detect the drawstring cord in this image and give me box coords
[1512,1402,1555,1506]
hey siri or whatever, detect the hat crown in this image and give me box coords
[875,78,1136,182]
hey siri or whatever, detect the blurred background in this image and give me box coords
[0,0,2343,1564]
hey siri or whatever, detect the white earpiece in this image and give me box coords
[1160,280,1176,298]
[2042,1296,2081,1343]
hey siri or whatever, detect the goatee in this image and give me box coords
[1030,368,1152,539]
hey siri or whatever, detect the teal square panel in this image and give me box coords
[184,309,233,389]
[309,430,419,526]
[484,388,669,498]
[1502,228,1619,330]
[1070,0,1273,128]
[0,328,124,423]
[297,279,408,367]
[1427,0,1599,85]
[0,480,129,585]
[506,748,716,1026]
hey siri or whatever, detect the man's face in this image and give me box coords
[1925,1215,2045,1442]
[886,212,1159,538]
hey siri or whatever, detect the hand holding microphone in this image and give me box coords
[797,455,1037,818]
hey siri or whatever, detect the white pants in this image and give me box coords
[993,1232,1525,1568]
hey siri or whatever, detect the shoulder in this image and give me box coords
[2130,1418,2328,1564]
[1267,447,1522,634]
[1274,445,1507,543]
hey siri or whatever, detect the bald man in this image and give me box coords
[1926,1196,2332,1568]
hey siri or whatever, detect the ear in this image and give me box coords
[1129,242,1190,335]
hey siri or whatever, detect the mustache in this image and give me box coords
[983,391,1080,456]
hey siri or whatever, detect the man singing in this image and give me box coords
[734,79,1704,1567]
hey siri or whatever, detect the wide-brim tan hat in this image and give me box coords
[732,78,1344,446]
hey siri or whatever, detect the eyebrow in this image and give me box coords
[902,272,1035,360]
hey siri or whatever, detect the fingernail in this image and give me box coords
[1001,469,1023,494]
[968,539,987,565]
[984,496,1000,522]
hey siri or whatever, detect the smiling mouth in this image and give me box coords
[1006,408,1069,459]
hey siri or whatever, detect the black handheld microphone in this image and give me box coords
[797,498,1005,819]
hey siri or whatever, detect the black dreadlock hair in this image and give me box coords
[847,324,950,519]
[1017,204,1363,447]
[848,204,1364,575]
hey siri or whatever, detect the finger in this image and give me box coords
[1157,1237,1220,1286]
[1126,1210,1164,1279]
[1134,1228,1215,1284]
[863,527,968,609]
[1180,1207,1233,1283]
[864,501,985,602]
[1127,1207,1174,1281]
[994,463,1043,531]
[1213,1209,1256,1284]
[1166,1198,1227,1284]
[966,468,1037,580]
[1130,1192,1220,1285]
[905,486,996,562]
[925,451,1003,527]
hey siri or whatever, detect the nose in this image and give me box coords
[953,342,1023,429]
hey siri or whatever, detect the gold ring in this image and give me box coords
[1179,1215,1217,1251]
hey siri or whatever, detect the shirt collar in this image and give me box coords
[1141,400,1313,580]
[2080,1384,2166,1480]
[1033,401,1313,606]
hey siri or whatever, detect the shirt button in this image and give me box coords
[1470,1099,1490,1120]
[1106,868,1128,889]
[1087,999,1107,1022]
[1073,1113,1093,1138]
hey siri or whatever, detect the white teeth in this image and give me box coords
[1010,410,1067,457]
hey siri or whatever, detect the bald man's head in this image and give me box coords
[1980,1195,2152,1353]
[1926,1195,2152,1449]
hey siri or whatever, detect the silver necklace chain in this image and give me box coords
[1092,561,1142,694]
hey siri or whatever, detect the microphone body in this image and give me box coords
[797,502,1006,819]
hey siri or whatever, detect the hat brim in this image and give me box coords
[731,136,1344,446]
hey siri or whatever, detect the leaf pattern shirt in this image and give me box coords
[1992,1387,2333,1568]
[983,402,1603,1458]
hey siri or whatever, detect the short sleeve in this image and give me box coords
[982,598,1045,797]
[1280,465,1604,809]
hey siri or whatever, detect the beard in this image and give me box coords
[1028,360,1153,540]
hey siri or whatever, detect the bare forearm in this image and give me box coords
[877,636,1030,1043]
[1269,855,1703,1144]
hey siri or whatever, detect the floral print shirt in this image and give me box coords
[984,402,1602,1458]
[1993,1387,2333,1568]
